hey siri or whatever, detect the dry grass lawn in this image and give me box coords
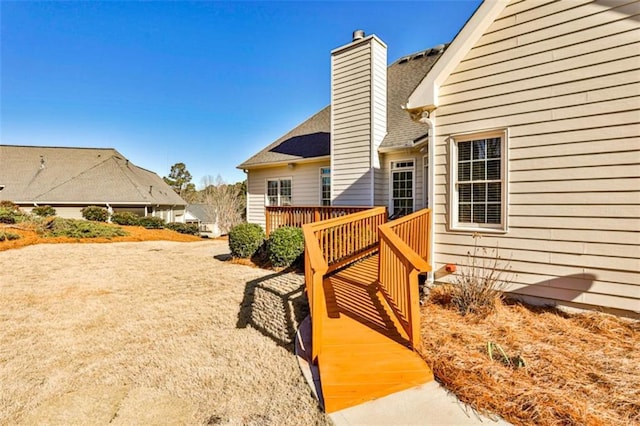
[0,239,328,425]
[420,286,640,426]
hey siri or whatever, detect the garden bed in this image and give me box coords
[420,285,639,425]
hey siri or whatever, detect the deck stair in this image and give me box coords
[302,208,434,412]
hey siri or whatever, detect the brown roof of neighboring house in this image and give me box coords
[0,145,185,206]
[238,44,446,169]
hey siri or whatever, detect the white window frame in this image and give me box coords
[449,128,508,233]
[319,167,331,206]
[423,154,429,210]
[265,177,293,207]
[389,159,415,216]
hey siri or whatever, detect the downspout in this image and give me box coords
[418,111,436,285]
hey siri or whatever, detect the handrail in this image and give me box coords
[266,205,370,236]
[378,208,432,350]
[302,206,387,363]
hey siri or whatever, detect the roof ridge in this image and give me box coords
[32,155,115,200]
[112,156,152,202]
[0,144,117,151]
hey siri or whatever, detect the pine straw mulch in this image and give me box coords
[0,224,201,252]
[419,285,640,426]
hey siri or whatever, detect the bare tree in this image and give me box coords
[201,175,243,234]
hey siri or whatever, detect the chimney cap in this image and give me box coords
[352,30,365,41]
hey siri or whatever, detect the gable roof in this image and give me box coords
[406,1,507,111]
[238,44,446,169]
[0,145,185,206]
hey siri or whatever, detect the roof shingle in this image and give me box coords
[238,45,446,168]
[0,145,185,206]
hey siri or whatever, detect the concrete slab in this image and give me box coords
[295,316,510,426]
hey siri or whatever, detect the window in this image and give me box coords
[451,130,507,231]
[423,155,429,209]
[266,178,292,206]
[390,160,414,216]
[320,167,331,206]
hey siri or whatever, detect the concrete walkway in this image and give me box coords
[295,316,510,425]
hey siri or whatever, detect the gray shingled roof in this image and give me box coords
[0,145,186,206]
[238,45,445,169]
[186,204,216,223]
[238,107,330,169]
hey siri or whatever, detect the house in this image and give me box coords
[238,0,639,316]
[179,203,221,237]
[0,145,186,221]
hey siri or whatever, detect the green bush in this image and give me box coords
[0,231,21,241]
[0,201,24,224]
[48,218,128,239]
[267,226,305,268]
[165,222,199,235]
[228,223,265,258]
[0,208,16,224]
[111,211,141,226]
[81,205,108,222]
[32,205,56,217]
[138,216,165,229]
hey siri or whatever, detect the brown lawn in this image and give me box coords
[0,238,328,425]
[420,286,640,426]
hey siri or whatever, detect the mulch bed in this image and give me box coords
[420,285,639,425]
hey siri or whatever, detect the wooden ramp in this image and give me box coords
[317,255,434,413]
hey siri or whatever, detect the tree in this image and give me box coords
[201,175,244,234]
[163,163,193,198]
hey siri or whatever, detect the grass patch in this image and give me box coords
[420,285,639,425]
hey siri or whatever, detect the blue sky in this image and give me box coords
[2,1,480,187]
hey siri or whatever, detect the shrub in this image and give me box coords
[0,201,24,224]
[138,216,165,229]
[165,222,199,235]
[81,205,108,222]
[228,222,265,258]
[449,233,512,317]
[111,211,141,226]
[0,200,18,209]
[267,226,304,268]
[0,208,16,224]
[0,231,21,241]
[48,218,128,239]
[31,205,56,217]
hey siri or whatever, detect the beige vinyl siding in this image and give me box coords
[246,161,330,229]
[433,0,640,313]
[331,36,386,206]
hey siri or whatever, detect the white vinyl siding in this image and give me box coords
[432,0,640,313]
[331,35,386,206]
[246,161,330,229]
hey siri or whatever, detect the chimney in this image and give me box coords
[330,31,387,206]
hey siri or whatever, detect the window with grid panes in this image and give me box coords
[391,160,414,217]
[320,167,331,206]
[266,179,292,206]
[452,131,507,231]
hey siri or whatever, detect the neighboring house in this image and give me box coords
[239,1,639,315]
[0,145,186,221]
[179,203,221,237]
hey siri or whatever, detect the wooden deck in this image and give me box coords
[318,255,434,413]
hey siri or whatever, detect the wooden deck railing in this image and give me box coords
[265,205,370,236]
[302,207,388,363]
[378,209,432,351]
